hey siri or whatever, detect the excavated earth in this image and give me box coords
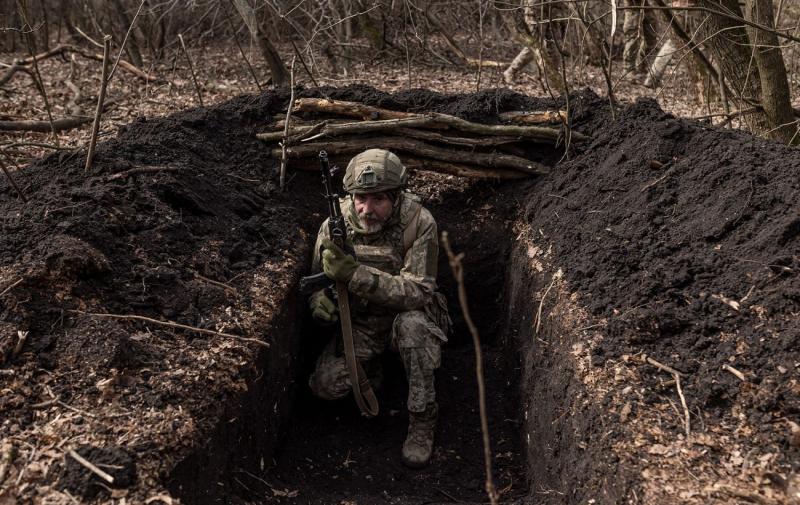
[0,85,798,505]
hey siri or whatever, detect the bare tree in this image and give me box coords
[231,0,289,86]
[697,0,797,142]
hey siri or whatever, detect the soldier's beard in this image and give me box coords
[357,212,386,234]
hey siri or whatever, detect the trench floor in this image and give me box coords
[232,343,527,505]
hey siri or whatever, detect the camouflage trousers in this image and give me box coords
[309,310,446,413]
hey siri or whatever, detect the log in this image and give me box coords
[424,111,585,142]
[394,128,522,147]
[258,116,435,142]
[0,116,92,132]
[290,98,587,142]
[259,114,578,144]
[289,154,527,180]
[499,110,568,124]
[403,157,528,179]
[293,98,418,120]
[13,44,157,82]
[271,136,549,176]
[0,62,33,88]
[258,119,525,146]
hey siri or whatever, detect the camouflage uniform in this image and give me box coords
[308,192,450,413]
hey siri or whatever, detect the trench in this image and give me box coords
[166,174,615,505]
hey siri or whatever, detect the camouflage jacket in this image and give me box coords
[311,192,440,315]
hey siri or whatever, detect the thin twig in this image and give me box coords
[57,400,97,418]
[1,141,71,151]
[106,165,184,181]
[178,34,203,107]
[640,163,676,192]
[194,272,237,294]
[441,231,498,505]
[67,449,114,484]
[675,374,690,437]
[642,354,690,436]
[16,0,58,144]
[12,331,28,358]
[642,354,684,377]
[290,39,318,88]
[535,271,561,335]
[107,0,145,82]
[73,25,103,48]
[85,35,111,173]
[69,310,268,347]
[279,56,296,192]
[222,0,262,92]
[476,0,485,92]
[0,278,24,297]
[0,155,27,202]
[722,363,747,381]
[0,444,13,486]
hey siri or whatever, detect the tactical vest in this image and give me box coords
[341,193,424,277]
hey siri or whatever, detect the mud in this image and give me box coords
[1,85,798,504]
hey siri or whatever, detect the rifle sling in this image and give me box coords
[336,282,379,417]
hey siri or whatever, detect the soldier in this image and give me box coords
[307,149,450,468]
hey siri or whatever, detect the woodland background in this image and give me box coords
[2,0,800,171]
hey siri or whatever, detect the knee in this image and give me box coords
[394,311,440,349]
[394,310,428,347]
[394,311,443,372]
[308,359,350,401]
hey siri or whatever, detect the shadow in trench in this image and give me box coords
[237,181,531,505]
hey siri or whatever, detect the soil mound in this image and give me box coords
[0,89,315,503]
[1,85,798,504]
[526,96,799,468]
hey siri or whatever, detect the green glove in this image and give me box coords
[309,289,338,323]
[321,238,359,283]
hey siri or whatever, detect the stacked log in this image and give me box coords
[256,98,584,180]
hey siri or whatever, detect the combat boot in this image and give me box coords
[401,402,438,468]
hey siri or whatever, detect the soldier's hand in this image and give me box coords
[309,289,338,324]
[321,238,359,283]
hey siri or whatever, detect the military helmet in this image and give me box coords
[343,149,408,194]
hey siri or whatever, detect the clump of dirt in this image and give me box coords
[56,445,136,498]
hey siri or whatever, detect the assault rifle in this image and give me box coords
[298,151,352,295]
[300,151,379,417]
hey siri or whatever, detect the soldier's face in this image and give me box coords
[354,192,394,233]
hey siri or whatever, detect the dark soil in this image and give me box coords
[0,85,544,504]
[238,176,531,505]
[56,445,136,498]
[526,96,800,468]
[2,83,798,504]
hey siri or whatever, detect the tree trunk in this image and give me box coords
[110,0,144,68]
[231,0,289,86]
[501,0,564,90]
[743,0,797,143]
[37,0,49,50]
[697,0,769,134]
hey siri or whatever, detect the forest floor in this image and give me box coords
[1,41,798,505]
[2,40,720,168]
